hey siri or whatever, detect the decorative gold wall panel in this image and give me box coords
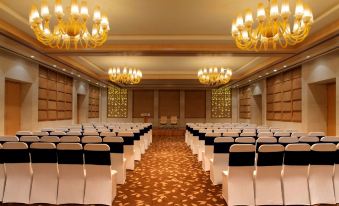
[107,86,128,118]
[211,87,232,118]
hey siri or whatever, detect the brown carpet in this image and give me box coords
[113,136,226,206]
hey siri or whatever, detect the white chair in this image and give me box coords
[31,131,49,137]
[291,132,307,138]
[57,143,85,204]
[118,132,135,170]
[103,136,126,184]
[240,132,256,137]
[308,143,336,205]
[29,143,58,204]
[83,144,116,205]
[222,144,256,206]
[83,131,99,136]
[65,131,82,136]
[132,131,142,161]
[0,136,19,143]
[50,131,66,136]
[60,136,80,143]
[2,142,31,204]
[235,137,255,144]
[282,143,311,205]
[159,116,168,127]
[255,137,277,151]
[19,135,40,145]
[16,131,33,138]
[255,144,284,205]
[334,143,339,203]
[321,136,339,143]
[210,137,234,185]
[274,132,291,138]
[299,136,319,144]
[101,132,116,137]
[278,136,299,146]
[308,132,325,138]
[82,135,102,143]
[258,132,273,137]
[170,116,178,126]
[199,132,219,162]
[202,133,221,171]
[41,128,54,132]
[223,132,239,137]
[40,136,60,143]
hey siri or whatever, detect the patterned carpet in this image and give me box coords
[113,136,226,206]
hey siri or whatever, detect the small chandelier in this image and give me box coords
[108,67,143,85]
[198,67,232,86]
[29,0,110,49]
[231,0,313,51]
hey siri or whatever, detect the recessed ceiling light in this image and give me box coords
[53,65,57,68]
[266,72,269,75]
[259,75,262,78]
[30,55,35,58]
[70,72,74,75]
[88,79,91,82]
[283,65,287,68]
[77,74,80,77]
[273,69,277,72]
[62,69,66,71]
[96,82,99,85]
[306,55,311,59]
[249,80,252,82]
[103,86,106,88]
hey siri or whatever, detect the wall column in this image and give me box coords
[0,69,5,135]
[153,90,159,126]
[180,90,185,127]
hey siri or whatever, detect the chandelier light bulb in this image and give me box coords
[108,67,142,85]
[197,67,232,86]
[231,0,312,51]
[29,0,109,49]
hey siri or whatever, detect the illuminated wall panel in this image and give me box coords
[211,87,232,118]
[107,86,128,118]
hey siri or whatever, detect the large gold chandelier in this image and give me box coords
[29,0,110,49]
[231,0,313,51]
[198,67,232,86]
[108,67,143,85]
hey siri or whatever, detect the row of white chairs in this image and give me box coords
[222,143,339,206]
[0,142,115,205]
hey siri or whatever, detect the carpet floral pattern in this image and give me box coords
[113,136,226,206]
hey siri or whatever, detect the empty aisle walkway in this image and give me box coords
[113,135,226,206]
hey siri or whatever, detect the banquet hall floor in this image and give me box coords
[113,135,226,206]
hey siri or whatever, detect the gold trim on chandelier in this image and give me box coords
[198,67,232,86]
[29,0,110,49]
[108,67,143,85]
[231,0,313,51]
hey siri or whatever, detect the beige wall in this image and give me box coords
[239,51,339,135]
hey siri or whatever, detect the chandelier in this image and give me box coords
[231,0,313,51]
[108,67,143,85]
[198,67,232,86]
[29,0,110,49]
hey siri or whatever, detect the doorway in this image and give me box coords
[77,94,85,124]
[253,94,263,125]
[327,83,336,135]
[5,80,22,135]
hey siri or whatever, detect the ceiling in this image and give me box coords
[0,0,338,87]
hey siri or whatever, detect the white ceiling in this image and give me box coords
[0,0,338,82]
[83,55,270,79]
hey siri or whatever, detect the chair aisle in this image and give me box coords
[0,122,153,205]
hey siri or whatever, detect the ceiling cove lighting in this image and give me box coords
[197,67,232,86]
[29,0,110,49]
[231,0,313,51]
[108,67,143,85]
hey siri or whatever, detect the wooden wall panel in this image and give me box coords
[239,86,252,119]
[133,90,154,118]
[185,90,206,118]
[159,90,180,117]
[266,66,302,122]
[5,81,21,135]
[88,85,100,118]
[38,65,73,121]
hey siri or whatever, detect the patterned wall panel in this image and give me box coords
[38,65,73,121]
[211,87,232,118]
[107,86,128,118]
[266,66,302,122]
[88,85,100,118]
